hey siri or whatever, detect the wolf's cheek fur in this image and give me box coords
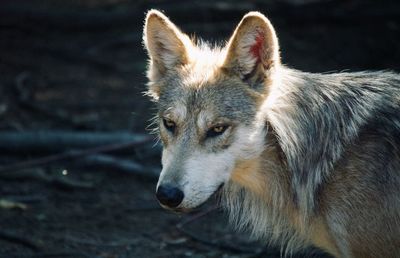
[179,150,235,208]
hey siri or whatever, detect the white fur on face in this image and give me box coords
[176,124,266,209]
[179,150,235,208]
[157,144,177,190]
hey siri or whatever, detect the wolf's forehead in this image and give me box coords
[159,81,258,124]
[163,102,187,121]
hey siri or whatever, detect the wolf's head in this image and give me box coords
[143,10,280,211]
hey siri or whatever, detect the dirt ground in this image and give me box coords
[0,0,399,257]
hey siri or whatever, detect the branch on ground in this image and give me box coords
[0,131,155,154]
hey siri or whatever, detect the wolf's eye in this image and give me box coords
[163,118,176,133]
[207,125,228,138]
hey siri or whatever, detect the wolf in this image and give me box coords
[143,9,400,258]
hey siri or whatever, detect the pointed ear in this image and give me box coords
[143,10,191,84]
[222,12,280,88]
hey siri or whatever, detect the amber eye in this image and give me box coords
[206,125,228,138]
[163,118,176,133]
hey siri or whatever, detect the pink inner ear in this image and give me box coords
[250,31,264,61]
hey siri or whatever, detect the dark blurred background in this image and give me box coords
[0,0,399,257]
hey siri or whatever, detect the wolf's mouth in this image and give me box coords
[215,183,225,196]
[169,183,224,213]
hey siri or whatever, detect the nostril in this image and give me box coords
[156,184,184,208]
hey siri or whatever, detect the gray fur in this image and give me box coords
[222,67,400,255]
[269,68,400,216]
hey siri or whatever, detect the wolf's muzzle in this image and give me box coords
[156,184,184,208]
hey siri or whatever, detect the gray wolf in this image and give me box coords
[143,9,400,258]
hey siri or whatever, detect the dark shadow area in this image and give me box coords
[0,0,399,257]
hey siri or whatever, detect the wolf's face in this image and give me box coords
[156,75,262,210]
[143,10,280,210]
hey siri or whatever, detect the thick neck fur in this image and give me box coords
[264,66,400,216]
[223,130,308,254]
[222,125,338,256]
[222,66,400,255]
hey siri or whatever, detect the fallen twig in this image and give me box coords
[0,199,27,210]
[77,153,160,179]
[0,230,41,251]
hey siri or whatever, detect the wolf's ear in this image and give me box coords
[143,10,191,84]
[222,12,280,88]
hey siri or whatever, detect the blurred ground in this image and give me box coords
[0,0,399,257]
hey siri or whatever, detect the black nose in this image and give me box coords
[156,185,184,208]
